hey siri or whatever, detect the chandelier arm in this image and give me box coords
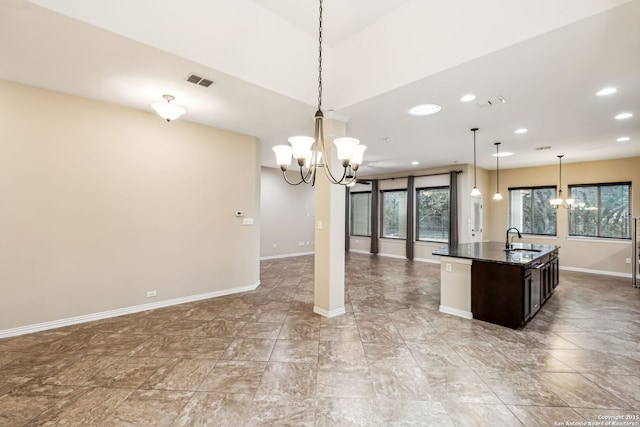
[280,164,316,185]
[281,169,306,186]
[315,117,349,185]
[300,163,316,184]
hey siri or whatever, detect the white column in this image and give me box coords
[313,115,347,318]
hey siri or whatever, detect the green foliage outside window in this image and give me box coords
[381,190,407,239]
[509,187,557,235]
[417,187,449,242]
[569,183,630,239]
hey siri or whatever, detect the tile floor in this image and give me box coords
[1,253,639,426]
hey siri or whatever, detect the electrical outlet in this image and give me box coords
[298,241,305,247]
[626,258,632,264]
[446,263,452,273]
[146,290,157,298]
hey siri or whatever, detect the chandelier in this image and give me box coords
[549,155,574,209]
[272,0,366,186]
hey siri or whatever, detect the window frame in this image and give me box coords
[349,191,372,237]
[568,181,632,240]
[508,186,558,236]
[380,189,408,240]
[415,185,450,243]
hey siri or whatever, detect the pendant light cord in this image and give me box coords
[317,0,323,112]
[496,143,500,190]
[471,128,479,187]
[558,155,564,196]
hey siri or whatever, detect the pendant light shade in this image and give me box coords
[493,142,503,201]
[470,128,481,197]
[151,94,186,122]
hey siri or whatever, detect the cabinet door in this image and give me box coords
[552,257,559,289]
[524,273,532,321]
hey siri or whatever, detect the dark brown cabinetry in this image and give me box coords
[471,250,559,328]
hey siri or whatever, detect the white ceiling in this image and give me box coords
[1,0,638,175]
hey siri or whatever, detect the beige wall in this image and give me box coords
[260,167,315,258]
[485,157,639,275]
[0,80,260,333]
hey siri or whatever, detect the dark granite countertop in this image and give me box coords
[432,241,559,266]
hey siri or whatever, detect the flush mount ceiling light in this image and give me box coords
[470,128,481,197]
[617,136,630,142]
[514,128,528,134]
[411,161,419,166]
[493,142,503,201]
[151,94,186,122]
[492,151,513,157]
[460,94,476,102]
[596,87,617,96]
[408,103,442,116]
[272,0,365,186]
[549,155,574,209]
[615,112,633,120]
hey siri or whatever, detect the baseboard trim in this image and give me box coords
[560,266,636,279]
[413,257,441,265]
[377,252,407,260]
[0,281,261,339]
[348,249,371,255]
[439,305,473,319]
[260,251,314,261]
[313,305,346,318]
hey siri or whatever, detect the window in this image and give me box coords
[350,192,371,236]
[569,182,631,239]
[416,186,449,242]
[381,190,407,239]
[509,187,557,235]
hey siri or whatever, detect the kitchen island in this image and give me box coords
[433,241,559,328]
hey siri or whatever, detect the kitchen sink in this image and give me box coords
[504,248,542,253]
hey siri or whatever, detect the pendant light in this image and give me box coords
[272,0,365,186]
[151,94,186,122]
[549,155,574,209]
[470,128,481,197]
[493,142,503,200]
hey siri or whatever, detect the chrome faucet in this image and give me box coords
[505,227,522,249]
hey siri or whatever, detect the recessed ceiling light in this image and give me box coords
[460,94,476,102]
[617,136,630,142]
[492,152,514,157]
[408,104,442,116]
[382,137,391,142]
[411,161,419,166]
[615,112,633,120]
[596,87,617,96]
[514,128,528,134]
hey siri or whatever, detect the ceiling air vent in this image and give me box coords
[185,73,215,88]
[477,95,506,108]
[535,146,552,151]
